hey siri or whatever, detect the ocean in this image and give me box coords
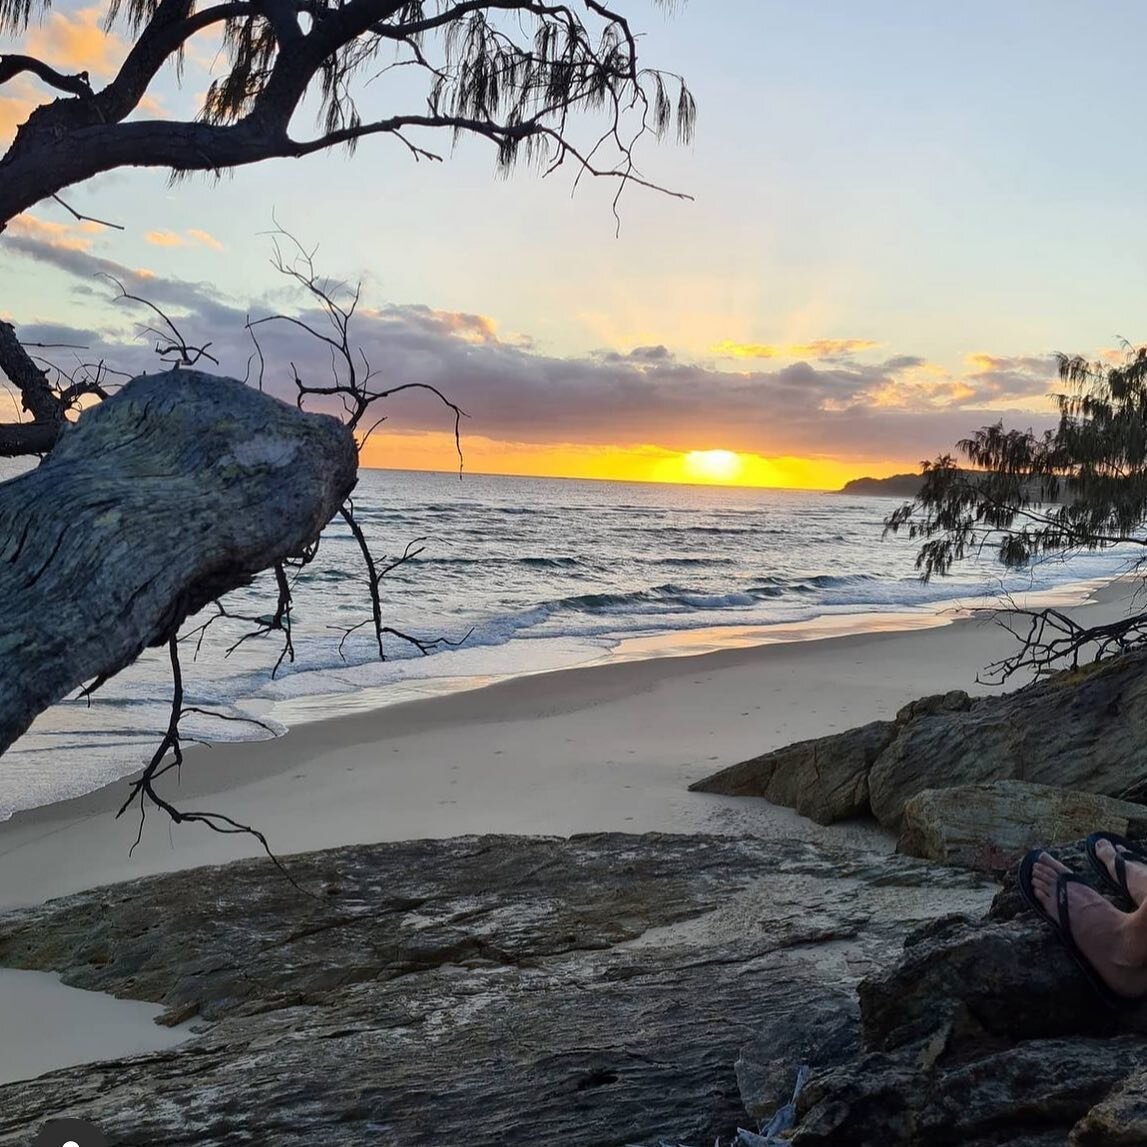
[2,468,1135,818]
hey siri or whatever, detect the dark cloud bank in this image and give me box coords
[3,232,1059,463]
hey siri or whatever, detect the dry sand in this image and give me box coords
[0,578,1132,912]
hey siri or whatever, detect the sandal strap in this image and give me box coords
[1056,872,1072,935]
[1115,850,1130,898]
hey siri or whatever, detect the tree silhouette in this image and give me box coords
[0,1,695,842]
[0,0,695,449]
[886,346,1147,680]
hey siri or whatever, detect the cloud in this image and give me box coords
[0,234,1061,465]
[0,83,35,139]
[24,7,128,80]
[962,352,1058,403]
[187,229,225,251]
[144,228,227,250]
[6,213,101,252]
[144,230,184,247]
[711,340,782,359]
[595,344,674,365]
[713,338,881,361]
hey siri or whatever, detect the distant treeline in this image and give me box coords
[837,473,926,498]
[838,471,1064,501]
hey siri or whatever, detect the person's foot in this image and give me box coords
[1030,852,1147,999]
[1094,837,1147,906]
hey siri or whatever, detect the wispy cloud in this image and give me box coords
[24,7,128,80]
[186,228,225,251]
[144,230,184,248]
[144,228,227,250]
[7,213,101,252]
[712,338,881,361]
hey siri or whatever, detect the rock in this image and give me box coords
[734,1002,858,1122]
[0,833,991,1147]
[795,1037,1147,1147]
[1071,1068,1147,1144]
[894,689,972,724]
[897,780,1147,873]
[778,840,1147,1145]
[689,720,896,824]
[868,653,1147,828]
[692,650,1147,831]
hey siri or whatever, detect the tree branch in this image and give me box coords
[0,53,91,97]
[0,319,64,426]
[0,419,59,456]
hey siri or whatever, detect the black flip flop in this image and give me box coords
[1017,848,1127,1010]
[1086,832,1147,905]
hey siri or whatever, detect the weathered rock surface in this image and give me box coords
[782,839,1147,1146]
[898,780,1147,873]
[1070,1069,1147,1144]
[693,651,1147,831]
[689,719,896,823]
[0,833,991,1147]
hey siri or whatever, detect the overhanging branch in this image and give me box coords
[0,53,91,97]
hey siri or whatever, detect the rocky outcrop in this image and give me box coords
[0,834,990,1147]
[898,780,1147,873]
[783,839,1147,1145]
[692,652,1147,832]
[688,719,896,823]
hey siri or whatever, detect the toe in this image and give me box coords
[1037,851,1071,877]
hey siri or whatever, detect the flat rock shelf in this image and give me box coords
[0,833,991,1146]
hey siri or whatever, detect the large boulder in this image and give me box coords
[868,654,1147,827]
[691,651,1147,831]
[898,780,1147,873]
[689,720,895,824]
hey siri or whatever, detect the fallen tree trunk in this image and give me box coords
[0,369,357,755]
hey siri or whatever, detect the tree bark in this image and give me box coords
[0,369,357,756]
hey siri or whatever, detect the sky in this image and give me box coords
[2,0,1147,488]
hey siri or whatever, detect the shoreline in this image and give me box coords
[0,574,1135,1091]
[0,573,1136,912]
[253,571,1116,728]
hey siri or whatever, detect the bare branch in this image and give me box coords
[114,637,309,890]
[0,53,91,97]
[50,193,125,231]
[101,273,221,367]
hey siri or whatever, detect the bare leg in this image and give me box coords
[1094,838,1147,906]
[1031,852,1147,998]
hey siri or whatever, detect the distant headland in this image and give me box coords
[836,473,924,497]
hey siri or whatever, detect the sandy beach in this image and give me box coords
[0,577,1136,1092]
[0,579,1133,912]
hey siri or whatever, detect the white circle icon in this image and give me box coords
[64,1142,80,1147]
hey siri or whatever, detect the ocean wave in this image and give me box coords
[634,525,758,536]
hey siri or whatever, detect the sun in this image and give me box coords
[683,449,742,484]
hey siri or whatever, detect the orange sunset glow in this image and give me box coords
[357,432,913,491]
